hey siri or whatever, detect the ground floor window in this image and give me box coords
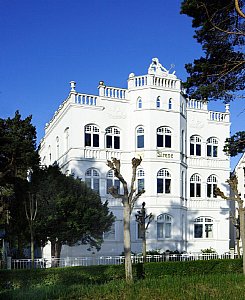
[157,214,172,239]
[194,217,213,238]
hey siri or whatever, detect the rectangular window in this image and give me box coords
[196,144,201,156]
[194,224,203,238]
[196,183,201,197]
[85,133,91,146]
[165,223,171,238]
[207,145,212,156]
[104,223,116,240]
[205,224,213,238]
[165,135,171,148]
[138,178,144,192]
[137,223,144,239]
[93,178,100,193]
[157,178,163,193]
[190,143,194,155]
[207,184,211,198]
[213,146,217,157]
[190,183,195,197]
[157,135,163,147]
[137,135,144,148]
[114,136,120,149]
[107,179,113,194]
[85,178,91,188]
[106,136,112,148]
[93,134,99,147]
[165,179,171,194]
[157,223,164,239]
[115,179,120,193]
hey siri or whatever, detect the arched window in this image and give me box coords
[190,174,201,197]
[85,124,99,147]
[181,130,185,155]
[190,135,201,156]
[105,127,120,149]
[137,98,142,109]
[168,98,172,109]
[64,127,69,152]
[85,168,100,193]
[136,126,144,148]
[157,214,172,239]
[156,97,161,108]
[207,175,217,198]
[107,170,120,194]
[194,217,213,238]
[157,127,172,148]
[157,169,171,194]
[137,169,145,192]
[207,137,218,157]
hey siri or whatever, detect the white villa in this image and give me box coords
[39,58,231,257]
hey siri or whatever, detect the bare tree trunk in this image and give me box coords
[239,208,245,274]
[30,226,35,268]
[124,201,133,282]
[142,228,146,263]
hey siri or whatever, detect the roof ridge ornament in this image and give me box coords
[148,58,176,77]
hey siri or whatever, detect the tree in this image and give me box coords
[180,0,245,102]
[31,165,114,261]
[216,175,245,274]
[224,131,245,156]
[107,157,145,282]
[0,111,39,258]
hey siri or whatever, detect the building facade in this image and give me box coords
[39,58,231,257]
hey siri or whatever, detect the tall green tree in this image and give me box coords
[0,111,39,257]
[181,0,245,102]
[31,165,114,260]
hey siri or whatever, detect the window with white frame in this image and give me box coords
[104,221,116,240]
[137,98,142,109]
[137,222,144,239]
[137,169,145,192]
[190,174,201,197]
[106,170,120,194]
[157,127,172,148]
[85,124,99,147]
[194,217,213,238]
[136,126,144,148]
[157,214,172,239]
[190,135,201,156]
[156,97,161,108]
[157,169,171,194]
[207,137,218,157]
[207,175,217,198]
[105,127,120,149]
[64,127,69,152]
[168,98,172,110]
[85,168,100,193]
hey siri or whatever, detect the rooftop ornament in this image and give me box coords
[148,58,176,77]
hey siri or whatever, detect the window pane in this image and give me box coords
[207,184,211,198]
[138,178,144,192]
[190,143,194,155]
[205,224,213,238]
[165,223,171,238]
[138,223,144,239]
[137,135,144,148]
[106,136,112,148]
[157,135,163,147]
[114,136,120,149]
[85,133,91,146]
[157,178,163,193]
[104,223,115,240]
[190,183,194,197]
[93,178,100,193]
[213,146,218,157]
[93,134,99,147]
[196,183,201,197]
[107,179,113,194]
[85,178,91,188]
[213,184,217,198]
[196,144,201,156]
[157,223,164,238]
[207,145,212,156]
[194,224,203,238]
[165,179,171,194]
[165,135,171,148]
[115,179,120,193]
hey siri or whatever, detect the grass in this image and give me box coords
[0,260,245,299]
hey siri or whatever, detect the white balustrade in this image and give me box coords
[75,94,97,106]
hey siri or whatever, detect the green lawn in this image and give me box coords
[0,260,244,299]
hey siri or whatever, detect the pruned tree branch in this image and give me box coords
[235,0,245,18]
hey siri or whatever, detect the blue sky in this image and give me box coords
[0,0,244,169]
